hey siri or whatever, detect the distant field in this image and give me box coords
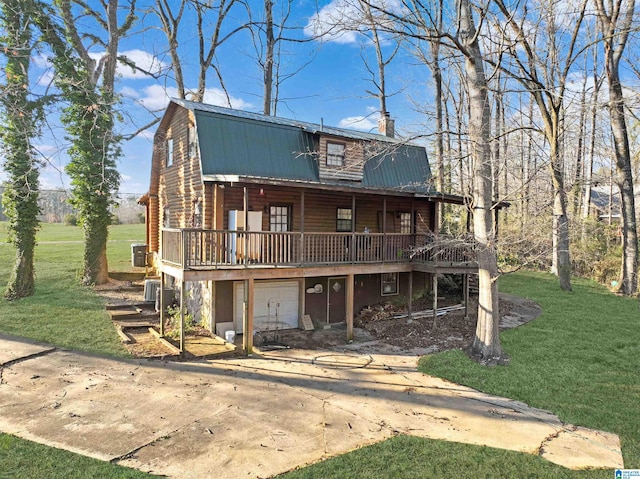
[0,221,145,243]
[0,222,146,273]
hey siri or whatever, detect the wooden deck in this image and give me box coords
[160,228,478,276]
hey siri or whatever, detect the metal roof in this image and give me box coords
[171,99,435,194]
[194,109,318,181]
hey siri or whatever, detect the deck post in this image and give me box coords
[346,273,354,341]
[382,198,387,260]
[432,273,438,328]
[180,280,185,352]
[351,194,356,263]
[242,278,254,355]
[243,187,249,267]
[408,271,413,320]
[464,274,470,320]
[159,272,165,336]
[300,190,305,265]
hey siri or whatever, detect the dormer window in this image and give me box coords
[326,142,345,167]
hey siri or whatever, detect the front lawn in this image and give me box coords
[0,222,144,357]
[421,270,640,470]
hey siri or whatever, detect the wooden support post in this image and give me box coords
[432,274,438,328]
[351,194,356,263]
[382,197,387,260]
[210,280,216,332]
[346,273,354,341]
[243,187,249,267]
[464,274,470,320]
[408,271,413,320]
[179,280,185,352]
[300,190,305,264]
[159,272,165,336]
[242,278,254,355]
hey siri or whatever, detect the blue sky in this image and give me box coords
[3,0,625,198]
[12,0,432,197]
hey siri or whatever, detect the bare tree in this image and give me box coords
[153,0,246,102]
[363,0,505,362]
[248,0,314,116]
[491,0,590,291]
[594,0,637,295]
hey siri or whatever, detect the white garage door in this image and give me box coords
[234,281,299,333]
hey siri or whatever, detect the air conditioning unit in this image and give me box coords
[143,279,161,302]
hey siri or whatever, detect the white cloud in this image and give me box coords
[338,115,378,131]
[304,0,402,45]
[120,86,141,100]
[136,84,254,111]
[116,49,168,80]
[33,54,51,69]
[83,49,168,80]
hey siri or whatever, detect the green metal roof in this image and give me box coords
[172,99,435,194]
[363,144,432,193]
[195,109,318,181]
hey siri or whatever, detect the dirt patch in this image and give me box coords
[95,280,541,358]
[94,279,147,307]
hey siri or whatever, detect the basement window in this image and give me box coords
[381,273,398,296]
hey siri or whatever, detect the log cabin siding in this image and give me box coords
[219,185,435,233]
[158,108,204,229]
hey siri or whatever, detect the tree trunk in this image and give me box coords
[263,0,274,115]
[1,0,40,300]
[549,130,572,291]
[459,0,504,363]
[596,0,637,294]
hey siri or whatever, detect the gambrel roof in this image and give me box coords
[164,99,436,195]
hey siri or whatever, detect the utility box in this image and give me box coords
[131,244,148,268]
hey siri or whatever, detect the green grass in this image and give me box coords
[420,270,640,470]
[0,222,145,357]
[0,433,159,479]
[279,435,606,479]
[0,231,631,478]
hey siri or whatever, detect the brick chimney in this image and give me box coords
[378,112,395,138]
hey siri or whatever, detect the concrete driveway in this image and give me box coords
[0,333,623,478]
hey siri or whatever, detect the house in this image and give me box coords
[140,99,477,353]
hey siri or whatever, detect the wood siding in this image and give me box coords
[221,185,434,233]
[158,108,204,231]
[317,135,365,182]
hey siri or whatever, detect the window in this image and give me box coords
[326,142,345,167]
[399,212,412,234]
[188,126,198,159]
[336,208,352,232]
[269,205,291,232]
[381,273,398,296]
[166,138,174,167]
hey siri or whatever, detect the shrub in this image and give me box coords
[64,214,77,226]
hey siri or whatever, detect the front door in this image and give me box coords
[328,277,346,323]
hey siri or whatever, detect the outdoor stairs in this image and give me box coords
[107,302,159,326]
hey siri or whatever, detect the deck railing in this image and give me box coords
[161,228,477,269]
